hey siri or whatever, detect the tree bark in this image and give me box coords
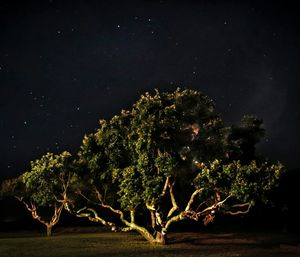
[155,231,167,245]
[15,198,63,237]
[46,225,52,237]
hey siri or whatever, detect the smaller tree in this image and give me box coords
[1,151,74,236]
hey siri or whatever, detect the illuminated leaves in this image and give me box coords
[193,159,285,206]
[22,151,73,206]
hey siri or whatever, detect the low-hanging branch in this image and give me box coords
[76,207,117,230]
[225,203,251,216]
[76,188,152,236]
[195,194,232,216]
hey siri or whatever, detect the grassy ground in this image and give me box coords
[0,229,299,257]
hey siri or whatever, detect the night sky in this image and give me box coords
[1,0,300,179]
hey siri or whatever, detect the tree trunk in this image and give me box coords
[155,231,167,245]
[46,225,52,237]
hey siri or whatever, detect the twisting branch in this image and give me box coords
[193,195,231,218]
[130,210,135,223]
[165,212,185,230]
[196,194,232,215]
[225,203,251,216]
[231,203,251,208]
[164,188,204,231]
[185,188,204,211]
[100,201,156,242]
[76,207,117,230]
[161,177,170,196]
[170,193,233,224]
[50,203,64,225]
[167,180,179,218]
[146,202,156,228]
[15,196,64,231]
[15,196,34,212]
[80,191,98,204]
[61,171,71,195]
[95,189,138,229]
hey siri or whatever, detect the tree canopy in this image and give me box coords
[1,88,285,243]
[1,151,74,236]
[68,89,284,244]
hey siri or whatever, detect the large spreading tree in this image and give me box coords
[66,89,284,245]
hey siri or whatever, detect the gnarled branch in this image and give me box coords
[76,207,117,230]
[185,188,204,211]
[167,180,179,218]
[225,203,251,216]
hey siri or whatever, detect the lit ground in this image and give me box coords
[0,228,299,257]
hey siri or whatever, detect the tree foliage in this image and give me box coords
[1,151,74,236]
[1,88,285,244]
[65,88,285,244]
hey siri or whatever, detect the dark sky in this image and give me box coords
[1,0,300,178]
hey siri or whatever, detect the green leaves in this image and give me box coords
[22,151,73,207]
[72,88,285,225]
[193,159,285,205]
[1,88,288,242]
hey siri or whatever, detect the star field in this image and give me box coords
[1,0,300,178]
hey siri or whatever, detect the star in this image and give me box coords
[23,121,27,125]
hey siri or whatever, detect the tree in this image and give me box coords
[68,89,285,245]
[1,151,74,236]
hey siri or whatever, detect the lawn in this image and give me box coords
[0,228,299,257]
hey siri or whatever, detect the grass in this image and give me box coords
[0,228,299,257]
